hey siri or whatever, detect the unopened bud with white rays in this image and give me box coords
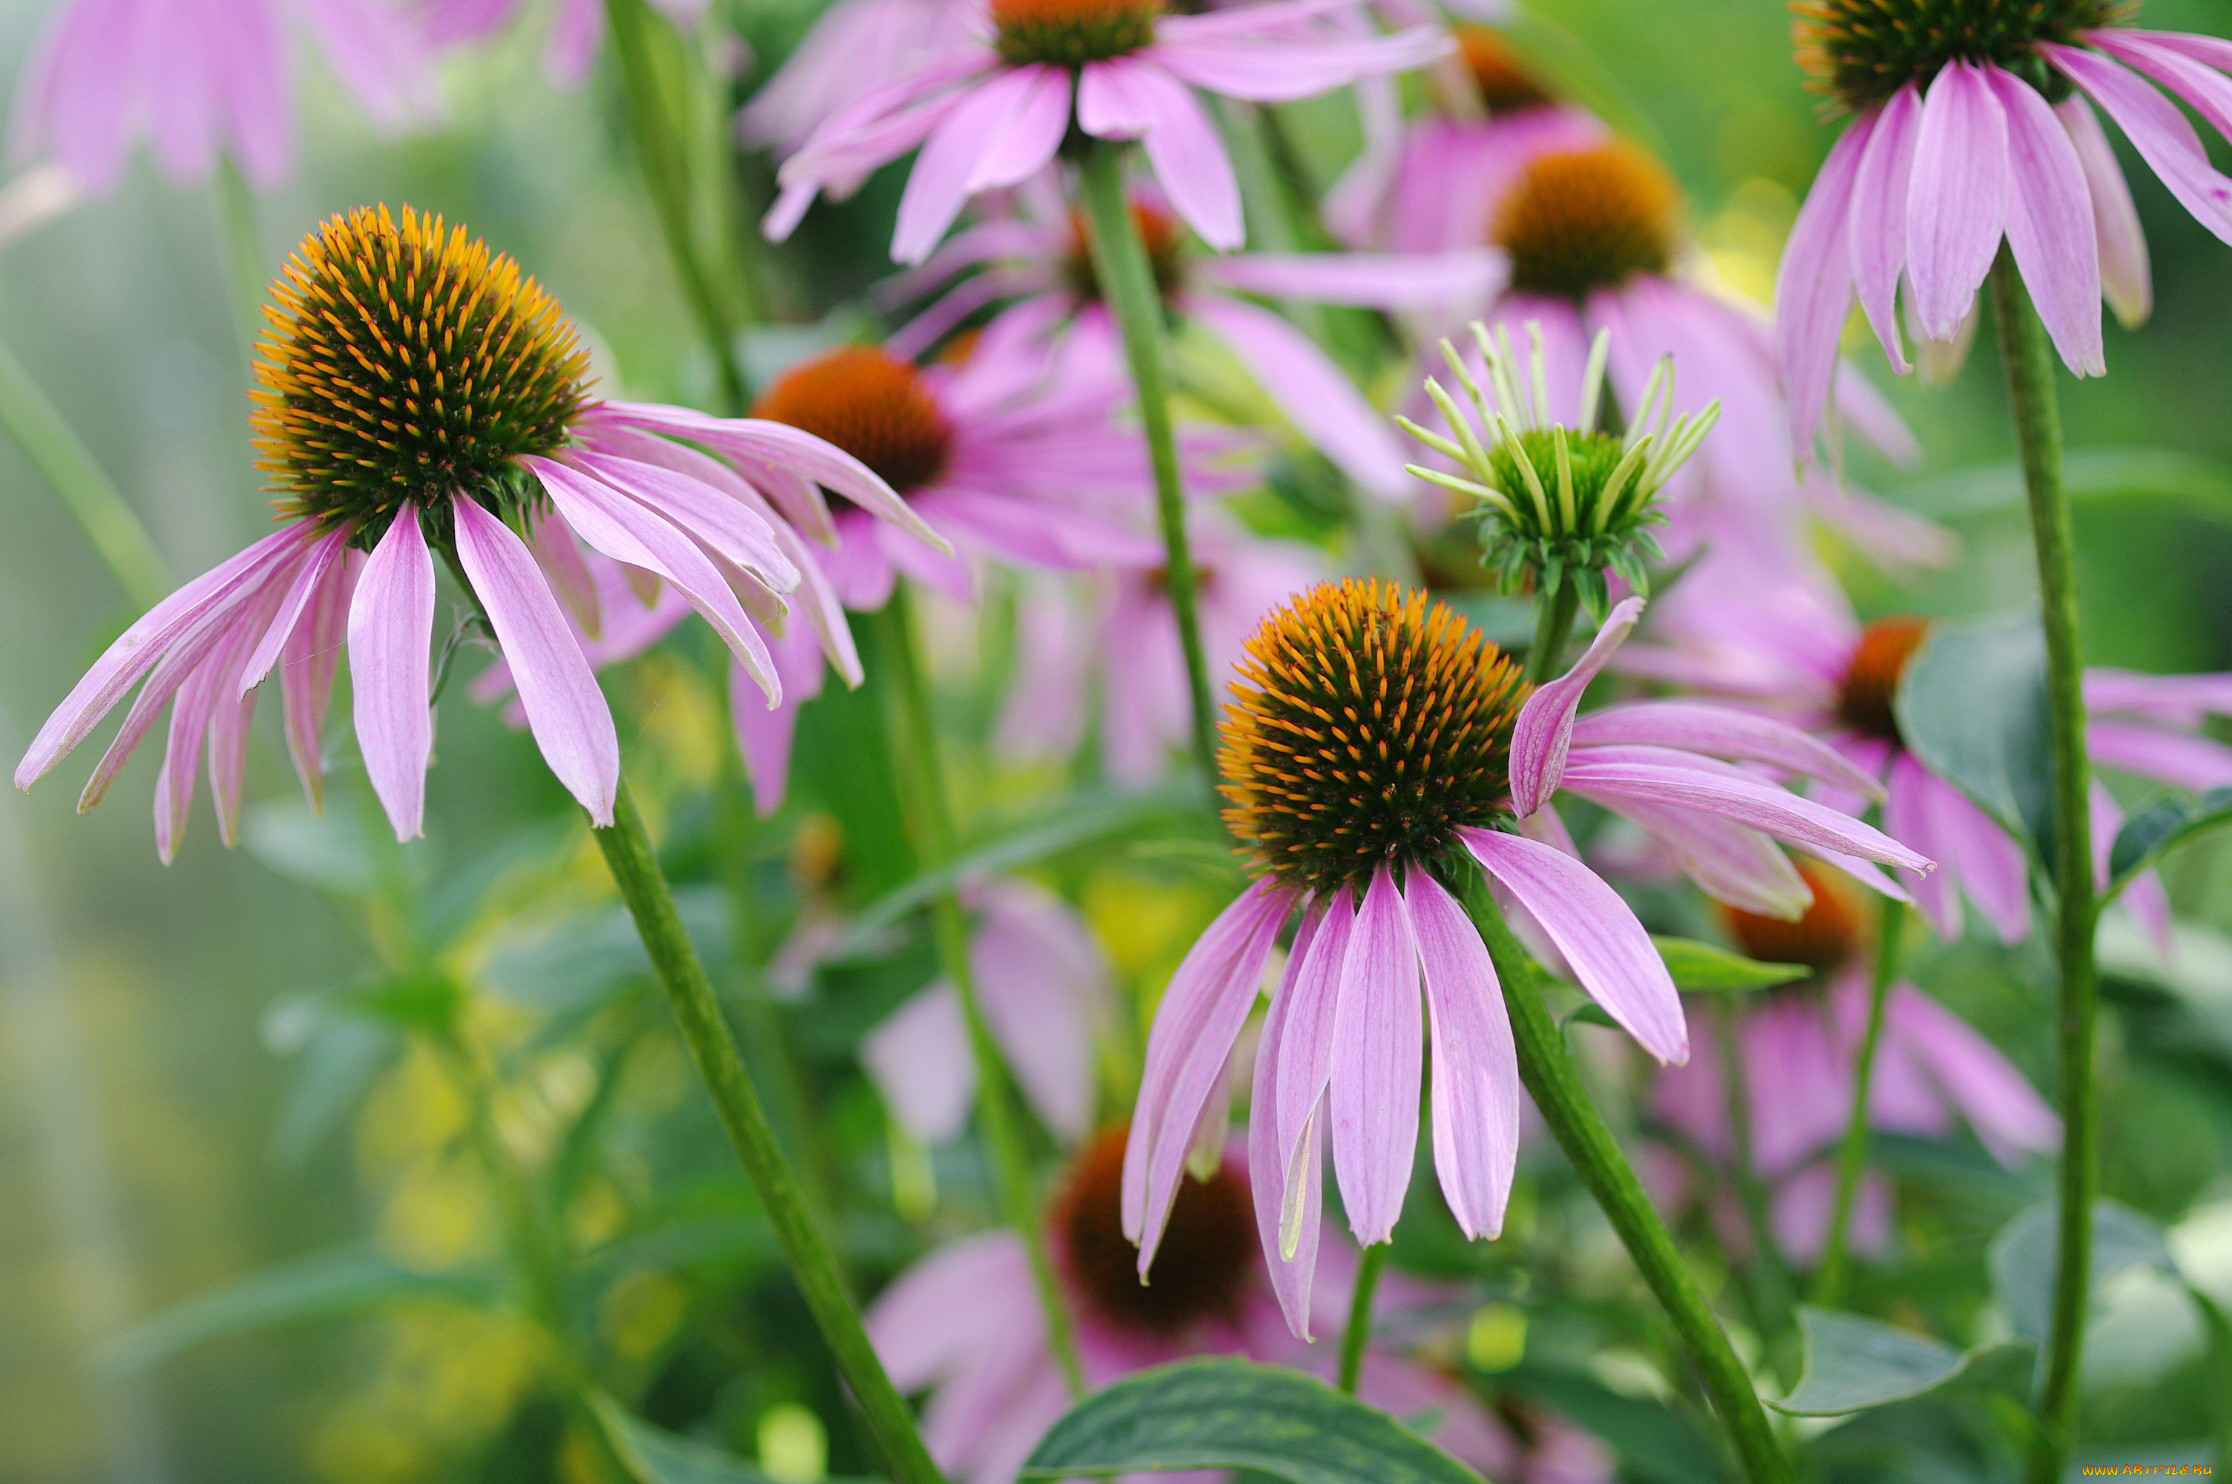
[1399,320,1719,619]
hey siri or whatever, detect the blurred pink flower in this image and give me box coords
[763,0,1451,263]
[737,0,981,162]
[418,0,706,86]
[10,0,439,192]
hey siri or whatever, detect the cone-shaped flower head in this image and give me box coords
[1794,0,2129,114]
[1455,25,1561,114]
[1834,615,1934,744]
[1401,320,1718,617]
[753,346,957,498]
[1491,141,1683,300]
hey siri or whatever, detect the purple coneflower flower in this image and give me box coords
[1121,580,1927,1334]
[12,205,941,856]
[1776,1,2232,453]
[870,1124,1601,1484]
[738,0,980,162]
[763,0,1451,264]
[10,0,438,192]
[878,185,1503,499]
[418,0,706,86]
[1650,860,2058,1262]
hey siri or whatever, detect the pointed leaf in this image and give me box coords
[2108,786,2232,897]
[1651,936,1809,994]
[1989,1199,2177,1346]
[1771,1308,1966,1415]
[1894,613,2055,856]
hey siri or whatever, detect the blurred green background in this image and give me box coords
[0,0,2227,1480]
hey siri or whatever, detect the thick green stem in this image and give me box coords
[1525,582,1581,687]
[1338,1242,1389,1394]
[591,782,943,1484]
[603,0,755,413]
[1454,871,1790,1484]
[1812,897,1905,1308]
[1990,255,2099,1484]
[1075,142,1216,778]
[876,592,1088,1397]
[0,339,169,609]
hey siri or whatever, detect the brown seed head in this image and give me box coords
[1053,1125,1256,1335]
[752,346,954,496]
[1491,142,1682,299]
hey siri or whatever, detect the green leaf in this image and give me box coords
[1771,1308,1967,1415]
[1651,936,1808,994]
[100,1247,492,1374]
[1989,1200,2178,1347]
[1499,1364,1721,1484]
[1019,1358,1483,1484]
[1902,447,2232,526]
[2108,787,2232,897]
[588,1394,874,1484]
[1894,613,2054,856]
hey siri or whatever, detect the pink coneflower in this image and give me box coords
[1651,860,2057,1261]
[862,876,1110,1146]
[870,1124,1604,1484]
[738,0,980,162]
[763,0,1451,264]
[1622,558,2232,947]
[10,0,438,192]
[418,0,706,86]
[878,187,1503,499]
[1121,581,1927,1334]
[1776,2,2232,454]
[11,206,941,856]
[996,514,1324,786]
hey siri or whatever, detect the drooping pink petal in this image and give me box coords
[152,625,232,864]
[1847,85,1920,372]
[1077,57,1244,251]
[1148,11,1450,102]
[863,983,976,1144]
[290,0,440,129]
[563,449,799,590]
[894,66,1058,265]
[348,507,437,841]
[2046,42,2232,245]
[1924,764,2030,944]
[1192,249,1508,308]
[528,510,602,639]
[733,626,824,817]
[236,526,350,697]
[864,1229,1037,1391]
[1329,867,1422,1247]
[1988,67,2104,376]
[2085,667,2232,726]
[1458,826,1687,1064]
[1405,870,1517,1242]
[212,0,292,188]
[1508,595,1644,816]
[2055,94,2152,328]
[451,497,620,826]
[10,0,138,191]
[1589,796,1813,919]
[2089,781,2173,960]
[1883,750,1961,939]
[2090,720,2232,793]
[1907,61,2009,342]
[1570,701,1886,800]
[970,880,1106,1143]
[279,548,355,809]
[1271,894,1349,1181]
[1776,110,1870,455]
[1250,904,1325,1338]
[1188,292,1405,498]
[1884,984,2059,1163]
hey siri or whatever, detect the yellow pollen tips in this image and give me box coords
[993,0,1162,67]
[1724,859,1866,976]
[1836,615,1933,745]
[1221,579,1528,894]
[251,204,591,534]
[752,346,954,496]
[1491,142,1682,299]
[1791,0,2130,115]
[1053,1125,1253,1335]
[1456,27,1555,113]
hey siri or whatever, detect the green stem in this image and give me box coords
[1074,141,1216,778]
[1455,871,1790,1484]
[876,590,1088,1397]
[1990,254,2099,1484]
[1525,581,1581,686]
[591,781,944,1484]
[603,0,754,413]
[1812,897,1905,1309]
[1338,1242,1389,1394]
[0,338,169,608]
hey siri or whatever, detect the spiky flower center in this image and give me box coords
[251,205,591,541]
[1222,580,1529,894]
[1793,0,2131,113]
[1054,1125,1254,1334]
[1836,616,1932,744]
[1724,860,1864,977]
[1492,143,1681,299]
[1457,27,1556,112]
[994,0,1163,66]
[751,347,953,497]
[1064,203,1187,304]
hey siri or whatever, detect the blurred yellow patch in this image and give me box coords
[309,1304,543,1484]
[758,1402,828,1483]
[1466,1303,1528,1373]
[600,1269,690,1363]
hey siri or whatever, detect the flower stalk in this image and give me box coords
[1338,1241,1390,1394]
[1075,139,1218,779]
[592,781,945,1484]
[1454,866,1791,1484]
[877,590,1088,1397]
[1989,252,2100,1484]
[1812,896,1905,1308]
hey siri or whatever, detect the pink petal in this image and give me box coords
[1508,595,1644,817]
[1077,57,1243,251]
[970,881,1105,1143]
[564,448,799,590]
[2058,94,2152,328]
[1847,85,1920,373]
[236,526,350,697]
[2046,42,2232,245]
[1884,985,2059,1162]
[348,508,437,841]
[1906,61,2009,341]
[1458,826,1687,1064]
[893,66,1050,265]
[1188,292,1405,498]
[1404,870,1517,1242]
[1271,894,1349,1180]
[1588,795,1812,919]
[1987,67,2104,376]
[1192,249,1507,308]
[1329,866,1422,1247]
[1570,700,1886,800]
[863,983,976,1144]
[1884,750,1961,940]
[279,549,355,808]
[290,0,440,129]
[865,1230,1036,1390]
[2090,720,2232,793]
[529,510,602,639]
[1250,906,1326,1338]
[732,626,824,817]
[1925,765,2030,944]
[1776,112,1870,455]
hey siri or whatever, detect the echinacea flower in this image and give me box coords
[763,0,1452,264]
[1651,859,2057,1262]
[418,0,706,86]
[870,1123,1589,1484]
[737,0,981,161]
[1621,559,2232,948]
[1777,1,2232,453]
[11,0,438,192]
[862,876,1111,1146]
[996,513,1324,786]
[1122,580,1927,1334]
[12,205,942,855]
[877,185,1503,499]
